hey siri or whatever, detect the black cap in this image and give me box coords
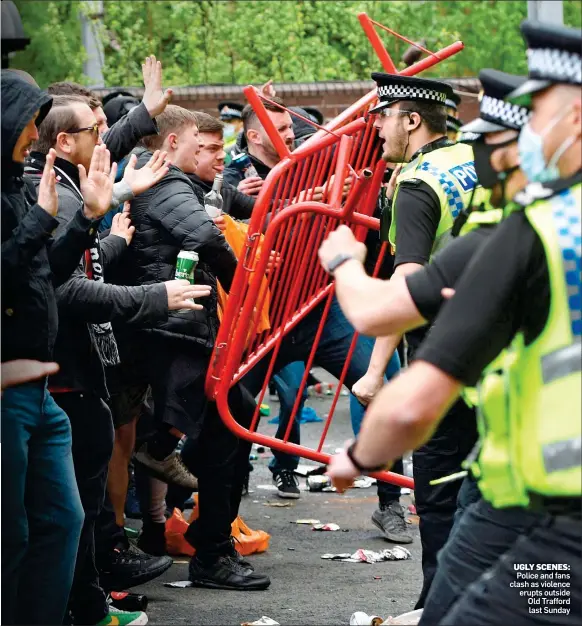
[218,101,243,120]
[102,92,140,127]
[445,91,461,111]
[303,106,324,126]
[508,20,582,106]
[460,69,530,136]
[370,72,453,114]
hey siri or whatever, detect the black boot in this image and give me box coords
[188,554,270,590]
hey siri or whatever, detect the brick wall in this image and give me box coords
[94,78,480,126]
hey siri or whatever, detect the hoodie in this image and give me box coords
[1,70,98,363]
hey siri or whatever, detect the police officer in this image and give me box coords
[325,20,581,625]
[445,91,462,142]
[363,72,486,606]
[320,66,531,531]
[217,101,244,162]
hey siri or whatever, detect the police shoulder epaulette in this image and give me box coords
[513,182,553,208]
[399,177,422,187]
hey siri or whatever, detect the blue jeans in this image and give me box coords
[349,348,403,504]
[244,297,401,475]
[1,382,84,625]
[269,361,307,472]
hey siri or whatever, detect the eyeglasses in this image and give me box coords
[66,123,100,137]
[377,108,415,119]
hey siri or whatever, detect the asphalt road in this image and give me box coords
[132,388,422,626]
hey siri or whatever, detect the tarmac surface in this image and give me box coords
[131,381,422,625]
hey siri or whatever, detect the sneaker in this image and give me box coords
[137,521,167,557]
[371,501,414,544]
[228,537,254,573]
[188,554,270,590]
[134,443,198,490]
[273,470,300,499]
[99,542,173,591]
[96,607,148,626]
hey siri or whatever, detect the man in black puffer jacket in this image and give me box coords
[123,105,271,591]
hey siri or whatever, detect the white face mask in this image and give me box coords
[518,106,576,183]
[223,123,237,141]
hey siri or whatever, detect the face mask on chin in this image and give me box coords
[518,107,576,184]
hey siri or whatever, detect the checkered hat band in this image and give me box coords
[528,47,582,84]
[377,84,447,103]
[480,95,530,130]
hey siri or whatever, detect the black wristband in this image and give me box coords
[326,253,355,274]
[346,441,387,473]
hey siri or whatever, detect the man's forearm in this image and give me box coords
[352,362,462,469]
[333,260,426,337]
[366,334,401,378]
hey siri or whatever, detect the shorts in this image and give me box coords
[108,384,149,429]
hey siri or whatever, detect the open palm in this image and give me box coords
[122,150,170,196]
[79,144,118,219]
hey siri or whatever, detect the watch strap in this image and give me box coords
[327,253,355,274]
[346,441,387,473]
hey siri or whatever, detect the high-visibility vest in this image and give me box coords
[389,142,488,256]
[475,182,582,508]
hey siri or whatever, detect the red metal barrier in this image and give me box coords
[206,15,464,488]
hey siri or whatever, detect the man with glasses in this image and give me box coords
[355,73,487,607]
[24,95,199,626]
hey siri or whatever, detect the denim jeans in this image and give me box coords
[1,382,84,625]
[349,348,403,505]
[244,296,401,474]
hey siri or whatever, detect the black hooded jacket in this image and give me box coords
[120,150,237,351]
[1,71,99,363]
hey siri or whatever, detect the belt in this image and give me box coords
[528,494,582,517]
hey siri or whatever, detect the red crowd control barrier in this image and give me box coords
[206,16,464,488]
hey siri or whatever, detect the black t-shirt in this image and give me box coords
[415,210,550,387]
[406,226,495,322]
[393,180,441,268]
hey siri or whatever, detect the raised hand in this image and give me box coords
[142,55,173,118]
[122,150,170,196]
[37,148,58,217]
[110,201,135,245]
[79,144,118,220]
[164,280,212,311]
[259,79,276,98]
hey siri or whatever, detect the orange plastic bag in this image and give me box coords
[165,495,271,557]
[216,215,271,341]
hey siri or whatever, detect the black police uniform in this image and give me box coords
[416,20,582,626]
[371,71,479,607]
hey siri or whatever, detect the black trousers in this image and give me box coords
[406,332,478,609]
[53,392,114,625]
[413,396,477,608]
[420,501,581,625]
[143,337,256,560]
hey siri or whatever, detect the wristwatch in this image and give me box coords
[346,441,388,473]
[326,253,355,275]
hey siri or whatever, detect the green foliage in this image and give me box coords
[10,0,582,88]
